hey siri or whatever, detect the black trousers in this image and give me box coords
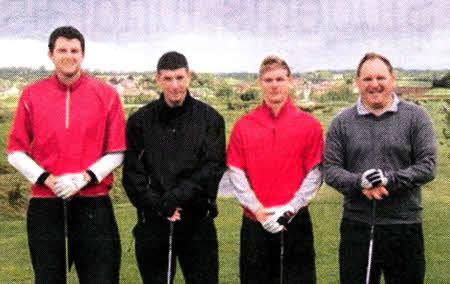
[339,219,425,284]
[240,208,316,284]
[27,196,121,284]
[134,211,218,284]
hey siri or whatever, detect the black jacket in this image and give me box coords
[122,93,226,218]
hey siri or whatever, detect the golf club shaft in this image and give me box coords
[365,226,374,284]
[63,200,69,271]
[365,199,377,284]
[167,221,174,284]
[280,230,284,284]
[277,214,289,284]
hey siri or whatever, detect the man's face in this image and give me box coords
[48,37,84,80]
[259,67,292,110]
[156,68,191,106]
[356,58,395,111]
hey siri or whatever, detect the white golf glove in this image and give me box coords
[361,169,388,189]
[54,173,88,199]
[262,204,295,234]
[262,219,284,234]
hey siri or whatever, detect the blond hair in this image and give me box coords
[259,55,291,77]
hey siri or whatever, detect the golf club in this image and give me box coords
[277,214,289,284]
[167,221,174,284]
[365,199,377,284]
[63,200,69,271]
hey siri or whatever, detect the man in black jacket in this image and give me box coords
[123,51,226,284]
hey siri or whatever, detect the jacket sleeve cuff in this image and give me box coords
[36,172,50,185]
[85,169,99,185]
[385,171,396,192]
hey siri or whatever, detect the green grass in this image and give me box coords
[0,98,448,283]
[0,195,338,283]
[425,88,450,96]
[396,80,432,87]
[0,188,447,283]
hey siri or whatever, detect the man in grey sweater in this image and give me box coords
[323,52,436,284]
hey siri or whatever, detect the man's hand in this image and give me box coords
[361,169,388,189]
[44,174,57,191]
[160,192,179,218]
[255,204,294,234]
[262,219,285,233]
[266,204,294,224]
[54,172,89,200]
[167,207,182,222]
[254,205,272,224]
[54,174,78,199]
[362,186,389,200]
[263,204,294,233]
[361,169,379,189]
[72,172,90,190]
[254,205,283,233]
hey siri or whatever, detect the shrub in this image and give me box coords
[432,72,450,88]
[215,83,234,99]
[240,87,260,102]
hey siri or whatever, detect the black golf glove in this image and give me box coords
[159,192,179,218]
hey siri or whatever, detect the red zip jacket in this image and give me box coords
[7,72,126,197]
[227,97,323,217]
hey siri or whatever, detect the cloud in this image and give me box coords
[0,39,51,68]
[0,0,447,72]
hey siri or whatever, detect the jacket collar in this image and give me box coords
[260,96,295,120]
[51,71,87,92]
[157,91,193,122]
[158,90,193,109]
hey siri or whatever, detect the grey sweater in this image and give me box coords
[323,97,436,224]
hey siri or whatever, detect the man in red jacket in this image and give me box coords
[226,56,324,283]
[7,26,125,283]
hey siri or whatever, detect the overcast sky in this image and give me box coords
[0,0,448,72]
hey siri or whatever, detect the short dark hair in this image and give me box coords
[48,26,85,54]
[357,52,393,77]
[157,51,189,73]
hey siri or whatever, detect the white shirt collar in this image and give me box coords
[357,92,399,116]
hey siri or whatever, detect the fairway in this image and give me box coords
[0,184,448,283]
[0,99,448,283]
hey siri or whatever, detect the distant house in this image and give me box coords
[139,78,153,90]
[121,75,139,96]
[107,77,125,95]
[310,80,337,93]
[190,87,211,98]
[235,82,252,93]
[293,77,305,88]
[3,86,21,97]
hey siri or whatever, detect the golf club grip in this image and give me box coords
[277,214,289,226]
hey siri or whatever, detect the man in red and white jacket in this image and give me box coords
[7,26,125,284]
[226,56,323,283]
